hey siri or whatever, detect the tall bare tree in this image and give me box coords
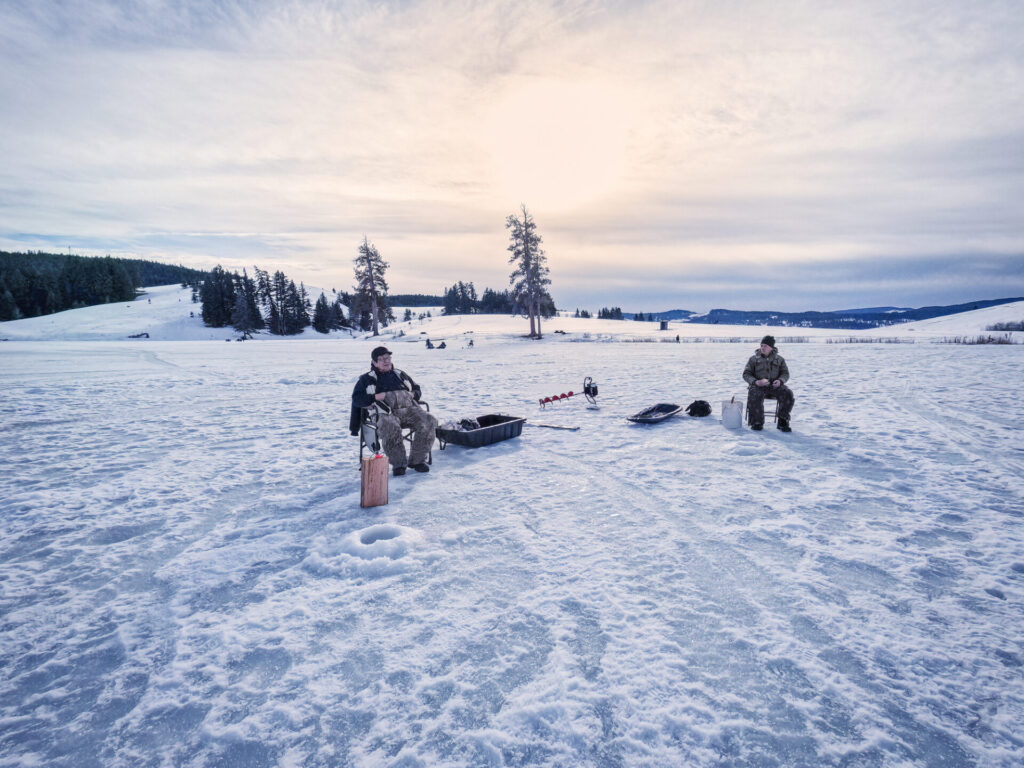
[353,236,389,336]
[506,204,552,338]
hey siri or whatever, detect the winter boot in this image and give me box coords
[393,466,406,476]
[777,418,791,433]
[751,423,763,431]
[410,463,430,473]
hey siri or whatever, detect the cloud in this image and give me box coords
[2,0,1023,309]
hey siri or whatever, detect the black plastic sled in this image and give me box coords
[626,403,682,424]
[436,414,526,449]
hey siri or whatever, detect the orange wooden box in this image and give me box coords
[360,454,389,508]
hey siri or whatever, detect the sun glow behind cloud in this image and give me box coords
[483,77,635,212]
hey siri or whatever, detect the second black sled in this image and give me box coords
[626,403,682,424]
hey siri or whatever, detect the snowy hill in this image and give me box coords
[2,284,1022,343]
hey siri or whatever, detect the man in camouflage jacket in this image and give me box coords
[351,346,438,475]
[742,335,795,432]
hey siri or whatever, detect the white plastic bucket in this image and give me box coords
[721,399,743,429]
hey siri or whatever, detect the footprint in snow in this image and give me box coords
[731,445,760,456]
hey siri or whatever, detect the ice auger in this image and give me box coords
[539,376,598,408]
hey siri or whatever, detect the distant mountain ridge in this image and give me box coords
[630,297,1024,329]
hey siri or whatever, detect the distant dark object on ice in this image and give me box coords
[987,320,1024,331]
[941,334,1017,345]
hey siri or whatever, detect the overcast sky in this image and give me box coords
[2,0,1023,312]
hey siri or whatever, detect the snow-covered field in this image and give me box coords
[2,288,1023,767]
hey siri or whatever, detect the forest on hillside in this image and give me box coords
[0,251,206,321]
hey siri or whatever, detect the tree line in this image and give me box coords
[390,293,443,307]
[198,265,356,337]
[197,247,400,337]
[441,281,553,317]
[578,308,658,320]
[0,251,205,321]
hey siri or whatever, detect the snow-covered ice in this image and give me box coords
[1,288,1023,767]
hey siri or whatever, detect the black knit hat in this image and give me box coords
[371,346,392,361]
[760,335,776,348]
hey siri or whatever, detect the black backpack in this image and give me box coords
[685,400,712,417]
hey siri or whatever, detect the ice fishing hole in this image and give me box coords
[360,525,401,545]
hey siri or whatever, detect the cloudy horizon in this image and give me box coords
[2,0,1023,312]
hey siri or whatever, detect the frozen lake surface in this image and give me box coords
[2,336,1023,767]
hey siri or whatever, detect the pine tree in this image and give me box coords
[253,267,274,330]
[329,296,349,329]
[380,295,395,327]
[232,269,264,333]
[0,284,20,320]
[458,281,478,314]
[265,271,290,335]
[267,301,281,336]
[199,266,236,327]
[107,258,135,302]
[312,293,330,333]
[443,284,458,315]
[506,205,553,338]
[231,292,259,338]
[479,287,513,314]
[281,280,309,335]
[294,281,311,330]
[353,237,389,336]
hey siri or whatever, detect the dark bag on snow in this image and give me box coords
[685,400,712,417]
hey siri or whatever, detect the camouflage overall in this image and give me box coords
[746,384,795,425]
[375,389,437,468]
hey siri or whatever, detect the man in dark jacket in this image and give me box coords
[350,346,438,475]
[743,335,795,432]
